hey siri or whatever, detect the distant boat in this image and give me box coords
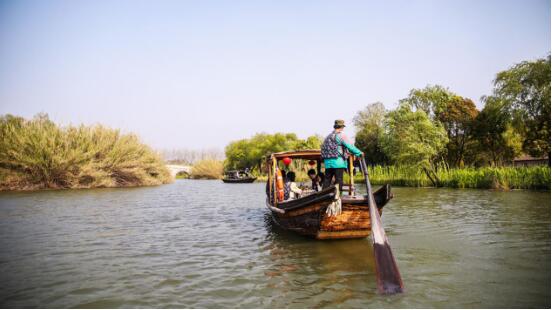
[265,150,393,239]
[222,170,257,183]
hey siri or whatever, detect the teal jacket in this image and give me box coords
[323,132,363,169]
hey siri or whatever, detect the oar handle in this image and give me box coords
[357,154,367,175]
[358,155,372,194]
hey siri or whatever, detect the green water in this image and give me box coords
[0,180,549,308]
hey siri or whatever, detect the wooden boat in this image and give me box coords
[222,170,257,183]
[265,150,393,239]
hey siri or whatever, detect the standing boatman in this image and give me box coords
[321,119,363,191]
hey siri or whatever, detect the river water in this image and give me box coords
[0,180,549,308]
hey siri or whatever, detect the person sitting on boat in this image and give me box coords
[308,169,323,191]
[284,171,302,200]
[321,119,363,192]
[317,172,325,189]
[307,169,318,191]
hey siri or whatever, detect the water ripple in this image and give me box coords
[0,181,549,308]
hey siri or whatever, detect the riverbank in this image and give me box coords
[359,165,550,190]
[253,165,550,190]
[175,159,223,180]
[0,114,171,191]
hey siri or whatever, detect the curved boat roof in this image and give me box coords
[268,149,321,161]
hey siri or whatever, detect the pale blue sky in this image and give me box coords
[0,0,550,150]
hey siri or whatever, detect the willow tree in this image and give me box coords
[399,85,479,167]
[353,102,389,165]
[381,105,448,186]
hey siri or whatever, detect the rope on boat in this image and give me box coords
[326,186,342,217]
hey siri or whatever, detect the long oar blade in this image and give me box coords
[360,157,404,294]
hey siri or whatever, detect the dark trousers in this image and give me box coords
[323,168,344,191]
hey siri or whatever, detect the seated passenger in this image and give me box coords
[285,171,302,199]
[317,172,325,190]
[308,169,322,192]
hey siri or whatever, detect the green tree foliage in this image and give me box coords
[400,85,479,167]
[399,85,454,119]
[492,55,551,159]
[381,105,448,185]
[437,96,479,167]
[353,102,389,165]
[224,133,322,171]
[298,135,323,149]
[471,97,523,166]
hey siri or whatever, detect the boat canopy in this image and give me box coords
[267,149,321,161]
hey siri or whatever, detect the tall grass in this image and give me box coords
[355,165,550,190]
[0,114,172,190]
[190,159,223,179]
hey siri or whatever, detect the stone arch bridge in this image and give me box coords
[166,165,192,177]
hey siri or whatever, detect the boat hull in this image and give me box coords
[268,184,392,239]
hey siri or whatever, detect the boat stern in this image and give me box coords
[316,202,372,239]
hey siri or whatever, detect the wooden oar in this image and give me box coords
[359,156,404,294]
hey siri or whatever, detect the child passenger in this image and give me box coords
[307,169,325,192]
[285,171,302,199]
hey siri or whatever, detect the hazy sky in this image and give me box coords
[0,0,550,150]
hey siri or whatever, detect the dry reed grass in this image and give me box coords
[190,159,224,179]
[0,114,172,190]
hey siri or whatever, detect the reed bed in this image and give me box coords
[355,165,550,190]
[0,114,171,191]
[255,165,550,190]
[190,159,224,179]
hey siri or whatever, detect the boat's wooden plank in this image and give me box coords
[316,229,371,239]
[281,203,325,217]
[320,209,371,231]
[277,187,336,210]
[272,211,320,236]
[267,205,285,214]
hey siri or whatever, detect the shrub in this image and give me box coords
[190,159,223,179]
[0,114,172,190]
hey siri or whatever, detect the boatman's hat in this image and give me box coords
[334,119,346,128]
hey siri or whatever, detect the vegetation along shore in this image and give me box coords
[223,56,551,190]
[0,114,171,191]
[359,165,550,190]
[1,56,549,191]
